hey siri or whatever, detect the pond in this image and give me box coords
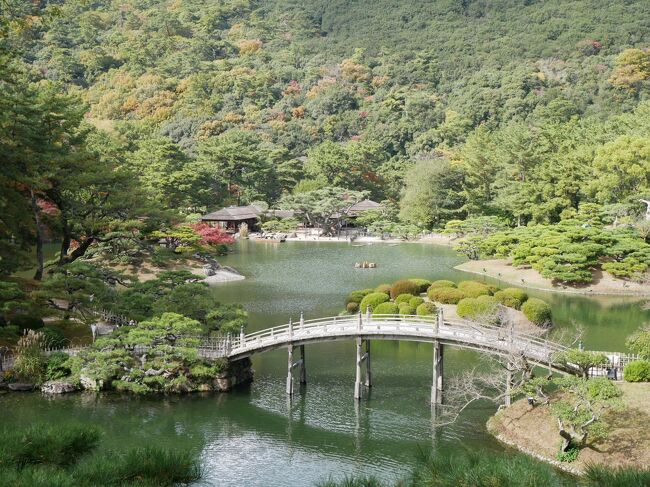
[3,241,648,486]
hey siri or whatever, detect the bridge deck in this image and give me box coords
[199,314,572,372]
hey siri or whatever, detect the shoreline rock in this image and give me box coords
[8,383,34,392]
[41,380,77,394]
[214,358,254,391]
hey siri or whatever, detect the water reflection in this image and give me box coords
[3,241,647,486]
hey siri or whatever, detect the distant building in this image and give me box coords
[201,205,262,232]
[348,199,384,216]
[201,205,297,232]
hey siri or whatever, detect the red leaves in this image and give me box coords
[190,223,235,246]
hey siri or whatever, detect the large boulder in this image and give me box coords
[214,358,254,392]
[80,375,104,391]
[41,380,76,394]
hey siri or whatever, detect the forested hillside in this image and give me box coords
[2,0,650,278]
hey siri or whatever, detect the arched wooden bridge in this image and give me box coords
[197,309,601,403]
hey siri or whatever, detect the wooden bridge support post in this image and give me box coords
[299,345,307,384]
[364,340,372,388]
[505,363,513,407]
[431,340,443,405]
[286,344,294,395]
[354,337,363,400]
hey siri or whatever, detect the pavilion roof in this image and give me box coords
[348,199,383,214]
[201,205,261,222]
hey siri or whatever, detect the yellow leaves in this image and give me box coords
[268,119,286,131]
[175,78,190,93]
[134,90,176,122]
[291,106,305,119]
[306,77,337,98]
[237,39,263,55]
[167,0,183,12]
[372,75,389,88]
[222,112,244,124]
[609,48,650,91]
[228,23,245,40]
[197,120,225,139]
[340,59,371,83]
[121,96,139,114]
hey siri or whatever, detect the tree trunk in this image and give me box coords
[60,216,72,265]
[558,419,574,452]
[30,189,44,281]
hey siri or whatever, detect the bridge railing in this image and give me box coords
[228,314,565,364]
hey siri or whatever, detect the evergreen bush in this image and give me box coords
[359,292,390,312]
[416,302,437,316]
[494,288,528,310]
[373,302,399,315]
[521,298,552,326]
[374,284,392,294]
[456,296,498,319]
[409,296,425,308]
[390,279,420,299]
[624,360,650,382]
[457,280,492,298]
[395,293,415,305]
[346,302,360,314]
[398,303,416,315]
[346,288,374,305]
[10,314,44,331]
[427,287,465,304]
[428,280,456,289]
[409,279,432,293]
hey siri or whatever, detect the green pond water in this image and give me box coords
[3,241,648,486]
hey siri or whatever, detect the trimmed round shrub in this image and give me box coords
[375,284,392,294]
[427,286,466,304]
[346,288,375,305]
[409,296,425,308]
[398,303,416,315]
[494,288,528,310]
[359,292,390,312]
[10,313,44,331]
[521,298,552,326]
[458,281,492,298]
[395,293,415,305]
[416,302,437,316]
[390,279,421,299]
[457,296,498,319]
[374,302,399,315]
[409,279,432,293]
[346,302,360,314]
[624,360,650,382]
[429,280,456,289]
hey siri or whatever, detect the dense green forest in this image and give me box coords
[2,0,650,280]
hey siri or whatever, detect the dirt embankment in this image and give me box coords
[487,382,650,473]
[456,259,650,297]
[108,259,244,284]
